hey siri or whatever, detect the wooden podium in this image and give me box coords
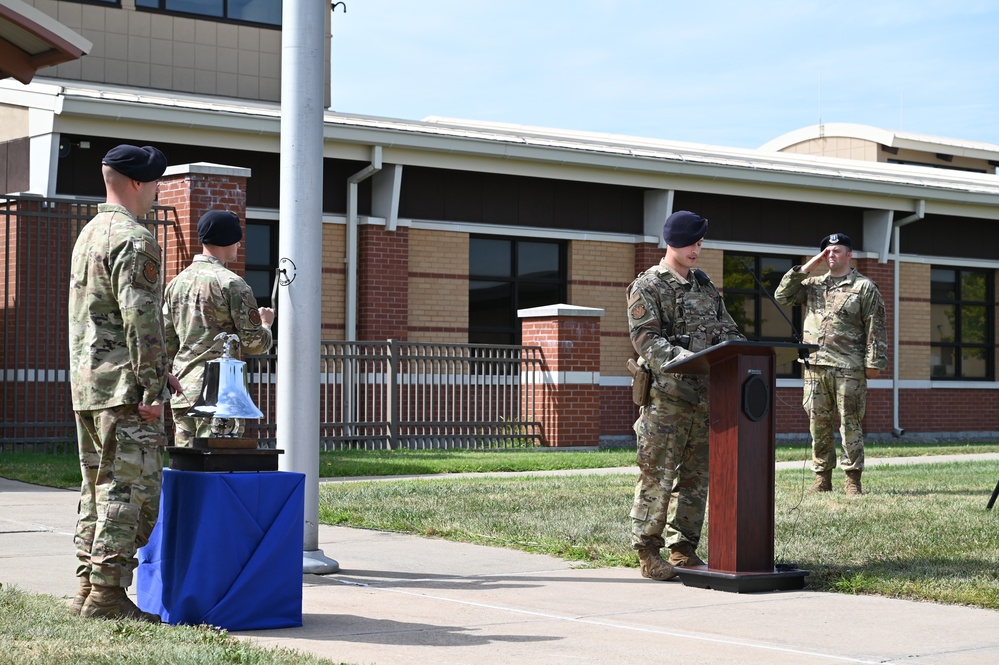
[665,340,814,593]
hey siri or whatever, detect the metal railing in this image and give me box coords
[0,195,176,451]
[246,340,547,450]
[1,196,548,452]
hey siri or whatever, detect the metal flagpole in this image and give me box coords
[277,0,338,573]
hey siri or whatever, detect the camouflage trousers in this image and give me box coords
[630,392,709,551]
[803,365,867,473]
[74,405,165,588]
[171,413,245,447]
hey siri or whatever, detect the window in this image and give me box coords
[469,236,566,345]
[245,219,277,337]
[722,253,802,377]
[930,267,994,380]
[136,0,281,27]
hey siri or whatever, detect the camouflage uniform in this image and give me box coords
[627,258,744,551]
[774,267,888,472]
[164,254,272,445]
[69,203,169,588]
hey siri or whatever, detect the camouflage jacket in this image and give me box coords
[68,203,170,410]
[627,258,744,403]
[163,254,272,410]
[774,266,888,371]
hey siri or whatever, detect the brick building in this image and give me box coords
[3,1,999,444]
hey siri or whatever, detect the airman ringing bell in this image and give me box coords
[186,332,263,436]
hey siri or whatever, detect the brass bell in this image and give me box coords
[186,333,263,425]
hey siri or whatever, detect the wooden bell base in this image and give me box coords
[166,446,283,472]
[192,437,258,450]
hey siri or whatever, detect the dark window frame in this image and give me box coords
[722,252,803,378]
[244,219,277,308]
[135,0,282,28]
[930,266,995,381]
[468,235,567,345]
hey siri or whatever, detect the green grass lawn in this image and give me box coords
[0,584,345,665]
[318,460,999,610]
[1,444,997,662]
[3,440,998,488]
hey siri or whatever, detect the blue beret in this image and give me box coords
[101,144,167,182]
[663,210,708,248]
[820,233,852,250]
[198,210,243,247]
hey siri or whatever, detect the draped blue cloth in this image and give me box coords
[137,469,304,630]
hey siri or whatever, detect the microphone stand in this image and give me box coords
[737,258,810,368]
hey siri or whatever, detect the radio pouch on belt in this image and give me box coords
[627,358,652,407]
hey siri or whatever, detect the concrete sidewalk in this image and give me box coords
[2,456,999,664]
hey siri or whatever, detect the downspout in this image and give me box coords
[890,200,925,437]
[346,145,383,342]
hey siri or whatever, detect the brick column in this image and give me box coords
[519,304,604,448]
[158,163,251,283]
[357,224,409,341]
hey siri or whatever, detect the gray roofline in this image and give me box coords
[761,122,999,161]
[6,78,999,216]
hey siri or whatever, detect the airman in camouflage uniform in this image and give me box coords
[774,233,887,496]
[164,210,274,445]
[627,211,744,581]
[68,144,173,622]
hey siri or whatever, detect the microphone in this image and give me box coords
[736,258,810,368]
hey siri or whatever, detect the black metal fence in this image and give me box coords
[245,340,546,450]
[0,194,175,451]
[1,195,547,452]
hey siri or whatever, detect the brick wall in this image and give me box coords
[407,228,468,342]
[321,223,346,336]
[158,166,249,282]
[898,262,930,381]
[357,224,409,341]
[520,309,603,447]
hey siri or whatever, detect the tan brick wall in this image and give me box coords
[568,240,635,375]
[408,228,468,342]
[697,248,724,288]
[321,223,345,336]
[898,262,930,381]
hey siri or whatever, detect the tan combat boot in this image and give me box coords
[808,469,833,494]
[637,548,676,581]
[80,585,161,623]
[68,577,91,616]
[845,470,863,496]
[668,541,705,568]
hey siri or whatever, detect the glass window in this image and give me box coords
[930,267,993,380]
[722,253,801,377]
[468,236,566,345]
[245,220,277,309]
[136,0,281,27]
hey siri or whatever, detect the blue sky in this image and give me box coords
[329,1,999,149]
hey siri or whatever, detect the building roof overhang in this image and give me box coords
[0,0,91,84]
[4,78,999,219]
[760,122,999,163]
